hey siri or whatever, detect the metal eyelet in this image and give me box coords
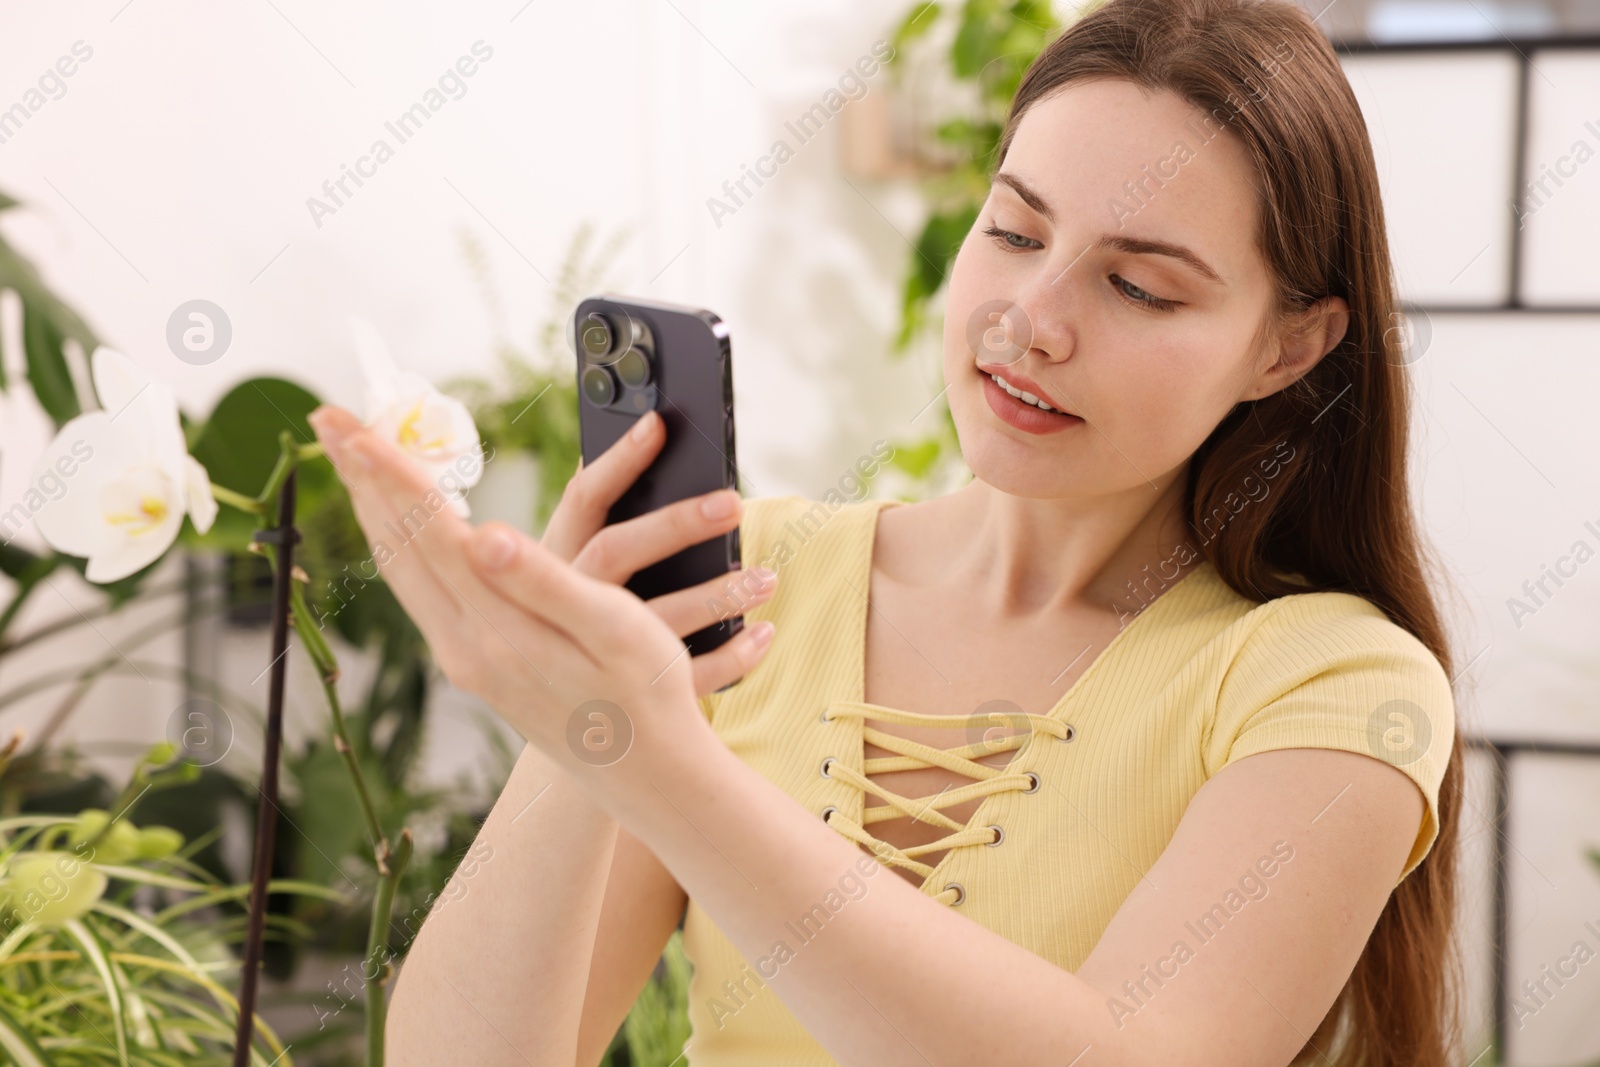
[1023,771,1041,794]
[1058,723,1077,743]
[985,824,1004,847]
[820,757,836,779]
[944,882,966,906]
[821,806,838,823]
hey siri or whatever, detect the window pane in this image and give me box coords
[1341,51,1521,305]
[1518,49,1600,304]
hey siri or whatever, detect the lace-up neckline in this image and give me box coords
[816,498,1210,908]
[820,702,1072,906]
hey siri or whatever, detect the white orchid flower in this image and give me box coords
[30,347,217,583]
[348,316,483,517]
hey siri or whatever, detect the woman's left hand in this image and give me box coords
[306,403,705,792]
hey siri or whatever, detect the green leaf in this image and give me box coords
[20,295,81,424]
[189,378,324,494]
[0,814,79,833]
[0,226,99,414]
[289,740,383,889]
[62,918,129,1065]
[110,955,287,1067]
[891,2,941,55]
[951,0,1007,79]
[0,997,57,1066]
[623,930,693,1067]
[898,203,981,350]
[108,955,160,1050]
[91,901,203,970]
[186,376,335,552]
[152,878,351,925]
[90,864,215,893]
[0,542,51,583]
[888,437,943,480]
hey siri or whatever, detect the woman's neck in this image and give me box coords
[882,470,1200,619]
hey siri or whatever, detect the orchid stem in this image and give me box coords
[253,431,299,512]
[284,579,384,850]
[209,484,264,515]
[211,435,326,518]
[365,828,412,1066]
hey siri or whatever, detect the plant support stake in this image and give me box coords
[231,467,299,1067]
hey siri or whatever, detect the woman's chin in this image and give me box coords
[957,436,1078,498]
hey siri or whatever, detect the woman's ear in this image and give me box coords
[1242,295,1351,401]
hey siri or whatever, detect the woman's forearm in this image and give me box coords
[388,739,620,1066]
[599,718,1134,1067]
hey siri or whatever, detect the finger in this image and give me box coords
[646,565,775,639]
[573,488,742,585]
[322,408,581,672]
[689,620,776,697]
[468,520,668,662]
[310,405,462,627]
[542,410,664,561]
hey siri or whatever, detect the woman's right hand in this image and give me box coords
[527,409,776,697]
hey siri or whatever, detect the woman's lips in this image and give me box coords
[979,368,1084,435]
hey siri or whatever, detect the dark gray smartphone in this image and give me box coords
[573,294,742,656]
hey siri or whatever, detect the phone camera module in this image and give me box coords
[576,305,658,410]
[579,313,616,363]
[616,347,652,388]
[581,365,617,406]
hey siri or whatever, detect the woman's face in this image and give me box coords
[943,77,1288,500]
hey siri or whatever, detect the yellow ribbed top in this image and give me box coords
[681,494,1455,1066]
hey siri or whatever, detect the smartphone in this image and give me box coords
[573,294,742,656]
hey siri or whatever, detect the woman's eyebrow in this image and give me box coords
[993,170,1225,285]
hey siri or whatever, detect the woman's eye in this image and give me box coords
[1111,273,1178,312]
[982,225,1042,251]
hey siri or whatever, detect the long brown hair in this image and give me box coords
[995,1,1464,1064]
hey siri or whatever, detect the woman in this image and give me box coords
[308,0,1462,1063]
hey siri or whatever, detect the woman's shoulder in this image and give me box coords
[1200,582,1457,884]
[1224,582,1448,683]
[1204,581,1457,771]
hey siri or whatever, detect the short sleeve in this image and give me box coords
[1204,592,1456,887]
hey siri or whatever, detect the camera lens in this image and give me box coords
[582,365,617,406]
[579,313,615,362]
[615,348,651,388]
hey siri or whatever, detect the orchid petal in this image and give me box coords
[91,348,184,473]
[85,463,184,583]
[29,412,127,558]
[183,454,218,535]
[349,316,400,419]
[88,347,148,420]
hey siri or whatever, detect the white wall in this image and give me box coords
[1,2,1598,1061]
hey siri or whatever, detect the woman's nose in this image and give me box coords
[966,298,1036,367]
[1008,279,1078,366]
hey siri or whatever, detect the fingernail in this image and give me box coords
[747,566,776,590]
[748,620,775,649]
[474,527,518,570]
[631,410,658,442]
[701,490,738,520]
[310,407,349,448]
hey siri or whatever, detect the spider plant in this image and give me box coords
[0,743,347,1065]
